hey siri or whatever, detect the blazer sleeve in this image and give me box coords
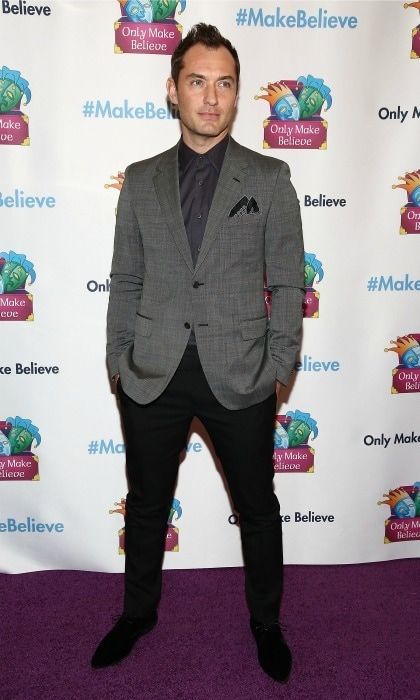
[265,160,305,386]
[106,165,145,378]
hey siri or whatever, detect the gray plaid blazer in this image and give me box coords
[106,137,304,409]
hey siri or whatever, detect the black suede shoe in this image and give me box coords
[250,619,292,683]
[91,612,157,668]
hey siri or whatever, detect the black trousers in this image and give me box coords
[118,345,283,624]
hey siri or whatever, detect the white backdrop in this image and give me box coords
[1,0,419,573]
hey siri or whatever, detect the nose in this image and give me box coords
[204,83,218,106]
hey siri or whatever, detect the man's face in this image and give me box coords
[167,43,238,149]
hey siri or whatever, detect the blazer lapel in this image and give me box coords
[194,138,249,272]
[152,138,249,274]
[153,144,194,273]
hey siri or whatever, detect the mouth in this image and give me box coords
[198,112,220,120]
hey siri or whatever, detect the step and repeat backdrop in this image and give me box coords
[1,1,419,573]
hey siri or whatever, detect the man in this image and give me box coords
[92,24,304,683]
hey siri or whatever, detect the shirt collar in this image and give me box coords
[178,134,229,174]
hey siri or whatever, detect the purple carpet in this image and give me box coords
[2,561,419,700]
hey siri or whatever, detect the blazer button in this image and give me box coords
[193,281,200,289]
[184,322,191,329]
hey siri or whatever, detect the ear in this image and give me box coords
[166,77,178,106]
[233,82,240,108]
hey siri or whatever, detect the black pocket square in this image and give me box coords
[229,196,259,218]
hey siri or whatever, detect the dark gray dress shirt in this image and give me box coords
[178,135,229,267]
[178,135,229,344]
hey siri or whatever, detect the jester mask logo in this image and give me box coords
[115,0,186,55]
[0,251,36,322]
[0,66,31,146]
[255,75,332,150]
[403,2,420,58]
[303,252,324,319]
[378,482,420,543]
[392,169,420,234]
[0,417,41,481]
[110,497,182,554]
[384,333,420,394]
[273,410,318,473]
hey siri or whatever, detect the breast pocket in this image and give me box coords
[223,215,264,262]
[224,213,262,231]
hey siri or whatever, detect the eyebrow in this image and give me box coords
[185,72,236,82]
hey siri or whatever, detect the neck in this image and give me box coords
[181,128,230,154]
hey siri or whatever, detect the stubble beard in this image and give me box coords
[181,112,231,143]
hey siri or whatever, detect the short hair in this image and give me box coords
[171,23,240,87]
